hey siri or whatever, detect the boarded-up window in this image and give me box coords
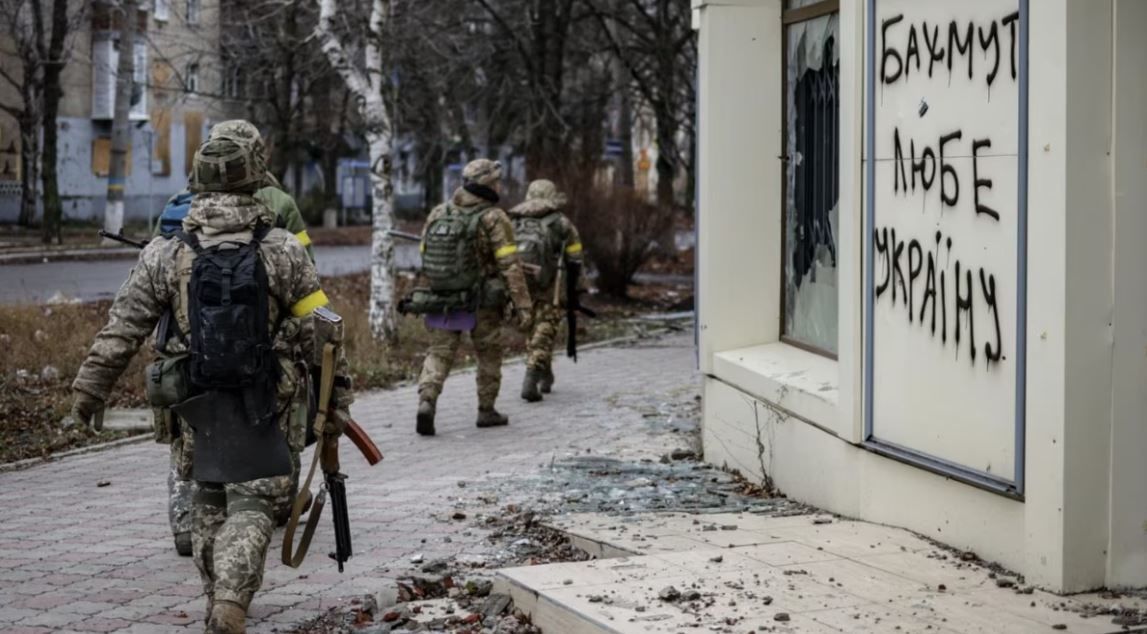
[184,111,204,176]
[92,138,131,177]
[0,119,19,182]
[152,108,171,175]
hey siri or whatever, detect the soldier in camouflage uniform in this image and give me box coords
[71,135,352,633]
[415,159,533,436]
[163,120,314,557]
[507,179,584,402]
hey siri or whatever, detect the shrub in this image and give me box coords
[562,181,676,299]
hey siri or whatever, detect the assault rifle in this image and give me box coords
[283,307,383,573]
[98,230,149,249]
[557,257,596,362]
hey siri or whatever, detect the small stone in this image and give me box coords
[1021,586,1035,595]
[996,578,1016,589]
[720,524,738,531]
[763,596,774,605]
[563,579,573,586]
[452,512,467,520]
[774,613,791,622]
[961,551,977,561]
[96,480,111,487]
[457,481,467,488]
[658,586,681,602]
[443,537,452,543]
[33,329,49,343]
[937,584,947,592]
[636,605,646,612]
[382,611,401,623]
[813,517,833,525]
[1051,625,1067,631]
[588,595,604,603]
[683,590,701,601]
[410,553,424,564]
[709,555,724,563]
[40,365,60,381]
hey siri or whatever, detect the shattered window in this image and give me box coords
[782,6,840,355]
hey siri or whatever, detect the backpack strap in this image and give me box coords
[250,221,291,339]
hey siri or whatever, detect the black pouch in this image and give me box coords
[480,277,507,309]
[172,390,292,484]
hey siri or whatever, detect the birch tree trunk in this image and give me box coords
[316,0,397,341]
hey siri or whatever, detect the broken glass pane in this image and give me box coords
[783,13,840,354]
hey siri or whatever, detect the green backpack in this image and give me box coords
[512,212,564,291]
[411,204,487,313]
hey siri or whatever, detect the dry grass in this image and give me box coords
[0,272,686,463]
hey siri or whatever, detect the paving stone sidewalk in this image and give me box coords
[0,333,698,634]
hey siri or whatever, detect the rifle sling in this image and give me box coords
[281,342,336,568]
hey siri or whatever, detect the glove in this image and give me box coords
[71,391,106,432]
[516,308,535,334]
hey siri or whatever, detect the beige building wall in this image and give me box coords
[696,0,1147,592]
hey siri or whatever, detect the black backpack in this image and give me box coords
[175,226,278,396]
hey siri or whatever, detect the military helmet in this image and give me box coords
[189,135,266,194]
[525,179,567,207]
[462,158,503,187]
[209,120,267,163]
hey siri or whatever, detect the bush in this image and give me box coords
[562,181,676,299]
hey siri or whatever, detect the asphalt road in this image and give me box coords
[0,245,420,305]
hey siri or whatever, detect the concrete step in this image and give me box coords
[494,511,1129,633]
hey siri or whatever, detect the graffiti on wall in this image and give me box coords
[874,7,1019,368]
[869,0,1021,479]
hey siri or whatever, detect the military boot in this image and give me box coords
[416,399,436,436]
[173,531,192,557]
[521,368,543,403]
[539,362,555,394]
[206,600,246,634]
[476,408,509,428]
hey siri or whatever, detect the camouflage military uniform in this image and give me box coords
[508,180,583,378]
[162,121,314,551]
[72,137,351,631]
[416,160,532,429]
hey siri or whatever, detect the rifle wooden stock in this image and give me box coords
[345,419,383,466]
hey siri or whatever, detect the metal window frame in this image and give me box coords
[779,0,841,359]
[863,0,1029,499]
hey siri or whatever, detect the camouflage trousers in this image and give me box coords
[526,300,562,371]
[192,474,292,610]
[169,430,301,537]
[418,308,505,409]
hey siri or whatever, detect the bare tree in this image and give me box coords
[588,0,695,208]
[0,0,84,236]
[315,0,398,341]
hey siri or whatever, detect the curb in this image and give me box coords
[0,432,152,474]
[0,318,696,473]
[0,247,139,265]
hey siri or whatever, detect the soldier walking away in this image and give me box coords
[156,120,315,557]
[409,159,533,436]
[508,179,584,402]
[70,134,353,633]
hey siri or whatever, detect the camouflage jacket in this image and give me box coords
[422,188,533,312]
[74,192,351,414]
[156,181,314,261]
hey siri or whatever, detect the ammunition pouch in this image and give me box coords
[145,354,193,408]
[401,287,479,315]
[480,277,507,309]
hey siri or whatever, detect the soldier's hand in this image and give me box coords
[516,308,535,334]
[329,408,351,437]
[71,391,106,432]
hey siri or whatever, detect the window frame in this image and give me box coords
[185,62,199,93]
[779,0,841,360]
[186,0,200,25]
